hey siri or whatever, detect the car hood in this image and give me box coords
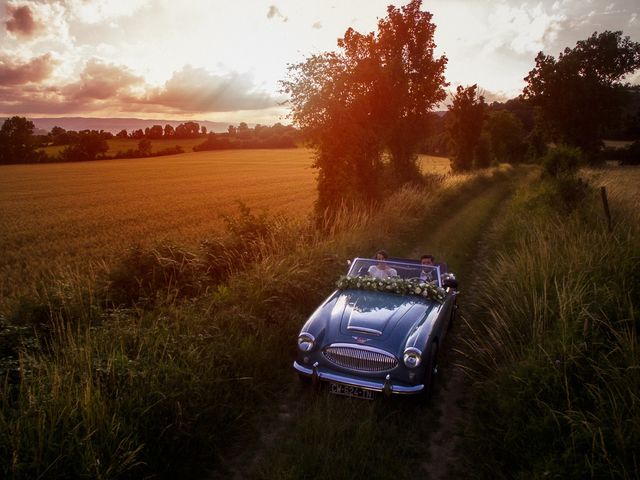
[331,289,433,342]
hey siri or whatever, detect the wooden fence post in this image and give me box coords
[600,186,612,232]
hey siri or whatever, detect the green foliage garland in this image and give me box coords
[335,275,445,303]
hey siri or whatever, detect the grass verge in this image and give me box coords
[1,165,521,479]
[460,170,640,479]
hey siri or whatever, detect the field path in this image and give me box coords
[417,186,514,480]
[206,169,527,480]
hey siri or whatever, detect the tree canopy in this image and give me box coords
[446,85,485,171]
[484,109,526,164]
[59,131,109,162]
[522,30,640,157]
[281,0,448,214]
[0,116,42,164]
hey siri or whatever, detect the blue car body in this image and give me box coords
[293,257,458,399]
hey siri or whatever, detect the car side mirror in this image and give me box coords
[442,273,458,289]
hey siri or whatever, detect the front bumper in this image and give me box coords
[293,361,424,395]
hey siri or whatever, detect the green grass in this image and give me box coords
[252,395,426,480]
[459,170,640,479]
[239,166,525,480]
[40,138,207,157]
[4,160,636,479]
[0,165,518,479]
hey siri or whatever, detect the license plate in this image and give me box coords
[329,382,375,400]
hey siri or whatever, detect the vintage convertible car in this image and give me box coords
[293,257,458,400]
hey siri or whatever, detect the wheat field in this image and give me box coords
[584,166,640,213]
[0,149,450,297]
[0,149,316,292]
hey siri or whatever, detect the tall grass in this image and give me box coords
[243,165,524,479]
[253,395,422,480]
[461,173,640,479]
[0,165,518,478]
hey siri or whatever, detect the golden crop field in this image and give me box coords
[603,140,634,149]
[0,149,315,290]
[584,165,640,219]
[0,150,450,297]
[417,154,450,175]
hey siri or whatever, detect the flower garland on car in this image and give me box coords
[335,275,446,303]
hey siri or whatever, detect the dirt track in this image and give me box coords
[419,191,512,479]
[208,171,523,480]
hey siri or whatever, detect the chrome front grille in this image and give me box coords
[323,344,398,372]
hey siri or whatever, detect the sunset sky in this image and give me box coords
[1,0,639,125]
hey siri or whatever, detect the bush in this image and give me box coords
[104,243,207,307]
[102,205,292,306]
[58,132,109,162]
[541,144,583,177]
[201,203,288,283]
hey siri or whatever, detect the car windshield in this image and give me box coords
[347,257,442,288]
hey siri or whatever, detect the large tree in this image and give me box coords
[147,125,164,139]
[0,116,39,164]
[447,85,486,171]
[59,131,108,162]
[374,1,448,182]
[484,109,526,164]
[281,0,447,214]
[522,31,640,157]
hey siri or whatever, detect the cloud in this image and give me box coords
[1,2,75,58]
[61,59,143,101]
[267,5,288,22]
[0,53,57,84]
[0,58,145,115]
[5,3,42,37]
[484,3,567,57]
[440,84,515,109]
[0,60,282,117]
[544,0,640,54]
[479,89,514,104]
[59,0,150,24]
[138,65,281,113]
[0,84,69,114]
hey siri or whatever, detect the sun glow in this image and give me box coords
[0,0,638,122]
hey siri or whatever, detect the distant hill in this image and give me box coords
[19,117,245,134]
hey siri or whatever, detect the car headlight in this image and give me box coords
[403,347,422,368]
[297,333,316,352]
